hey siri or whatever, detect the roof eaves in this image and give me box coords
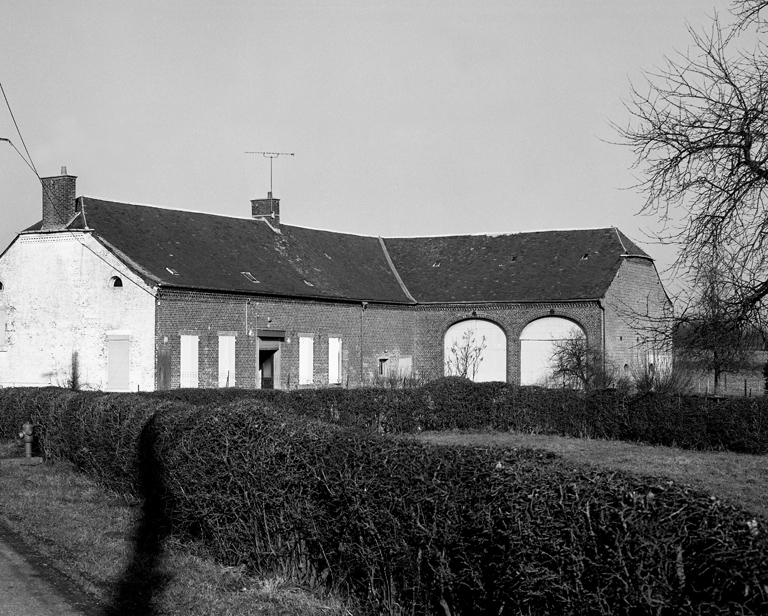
[155,282,416,305]
[93,235,162,286]
[414,297,604,306]
[614,228,653,260]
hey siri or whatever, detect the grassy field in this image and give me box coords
[1,432,766,615]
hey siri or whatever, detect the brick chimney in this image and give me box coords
[251,192,280,224]
[41,167,77,230]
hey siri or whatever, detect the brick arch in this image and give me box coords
[443,317,507,382]
[519,315,587,386]
[440,312,510,341]
[519,314,588,341]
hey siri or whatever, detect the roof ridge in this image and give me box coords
[613,227,627,253]
[382,226,618,240]
[378,237,417,303]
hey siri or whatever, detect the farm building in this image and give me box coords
[0,170,670,391]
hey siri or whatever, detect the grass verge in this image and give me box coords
[0,440,349,616]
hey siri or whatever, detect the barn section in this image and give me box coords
[0,170,671,390]
[384,230,667,385]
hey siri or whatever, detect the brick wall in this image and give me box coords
[603,257,672,374]
[414,302,603,384]
[156,289,605,388]
[155,290,418,389]
[41,174,77,230]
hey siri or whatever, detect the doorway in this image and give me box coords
[259,349,277,389]
[257,331,283,389]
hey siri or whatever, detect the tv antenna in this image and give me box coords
[245,151,294,195]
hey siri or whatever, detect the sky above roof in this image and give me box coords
[0,1,731,291]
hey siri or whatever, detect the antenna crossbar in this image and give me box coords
[245,151,294,195]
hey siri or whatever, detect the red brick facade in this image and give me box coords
[155,289,615,388]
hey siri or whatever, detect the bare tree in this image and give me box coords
[673,262,763,393]
[617,3,768,332]
[549,332,615,391]
[445,329,487,380]
[733,1,768,31]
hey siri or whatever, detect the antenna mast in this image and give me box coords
[245,151,294,195]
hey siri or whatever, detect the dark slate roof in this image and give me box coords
[30,197,652,304]
[74,198,409,302]
[382,228,650,303]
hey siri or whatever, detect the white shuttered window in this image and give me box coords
[107,333,130,391]
[328,337,342,384]
[218,334,236,387]
[180,334,199,388]
[299,335,314,384]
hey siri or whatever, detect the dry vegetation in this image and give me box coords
[0,440,349,616]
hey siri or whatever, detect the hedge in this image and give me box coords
[3,380,768,456]
[145,401,768,614]
[1,387,767,613]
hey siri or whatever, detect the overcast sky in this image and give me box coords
[0,1,732,285]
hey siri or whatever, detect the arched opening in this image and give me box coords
[520,317,586,386]
[0,281,4,291]
[444,319,507,382]
[110,276,123,288]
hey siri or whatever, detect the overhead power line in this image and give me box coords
[0,85,156,299]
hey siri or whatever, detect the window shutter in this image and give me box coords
[299,336,314,384]
[181,335,199,388]
[218,335,236,387]
[329,337,342,384]
[107,334,130,391]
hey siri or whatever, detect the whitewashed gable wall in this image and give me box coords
[0,232,156,390]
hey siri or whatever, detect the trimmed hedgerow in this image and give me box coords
[1,387,767,612]
[145,400,768,615]
[0,387,47,439]
[4,381,768,456]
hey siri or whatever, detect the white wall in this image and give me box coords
[0,232,156,390]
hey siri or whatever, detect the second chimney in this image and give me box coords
[41,167,77,230]
[251,192,280,225]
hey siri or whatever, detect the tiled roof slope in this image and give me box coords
[383,229,650,303]
[38,198,651,304]
[76,198,410,302]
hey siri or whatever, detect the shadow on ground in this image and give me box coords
[102,417,171,615]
